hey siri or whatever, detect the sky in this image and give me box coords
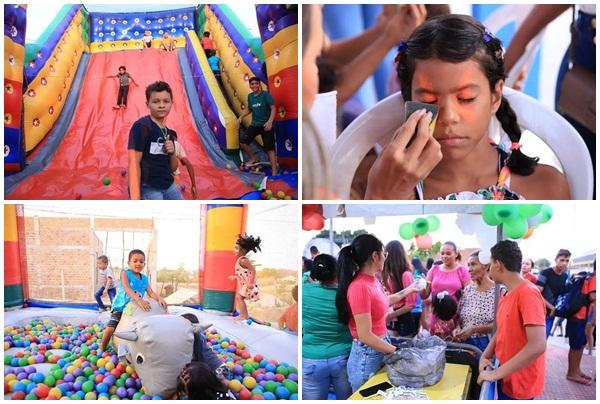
[21,202,298,271]
[25,2,261,42]
[301,202,598,264]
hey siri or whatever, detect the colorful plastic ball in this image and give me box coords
[12,391,26,400]
[116,387,127,398]
[31,372,45,384]
[229,379,243,393]
[25,392,38,400]
[102,177,111,186]
[133,392,143,400]
[275,374,285,382]
[275,386,290,399]
[96,382,109,394]
[44,374,56,387]
[263,392,276,400]
[81,381,94,393]
[265,363,276,372]
[13,381,27,392]
[251,394,265,400]
[243,376,257,389]
[84,391,97,400]
[35,383,50,398]
[289,393,298,400]
[264,372,276,381]
[53,369,65,380]
[243,364,254,374]
[152,395,162,400]
[49,387,63,399]
[282,380,298,394]
[239,387,252,400]
[233,364,244,375]
[276,366,289,376]
[264,380,277,393]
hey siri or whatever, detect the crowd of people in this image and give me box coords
[302,235,596,399]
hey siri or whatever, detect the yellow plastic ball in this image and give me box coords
[228,379,243,393]
[49,388,62,399]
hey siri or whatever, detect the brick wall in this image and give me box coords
[24,216,155,303]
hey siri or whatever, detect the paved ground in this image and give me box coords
[537,335,596,400]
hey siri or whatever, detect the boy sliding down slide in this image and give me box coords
[107,66,138,109]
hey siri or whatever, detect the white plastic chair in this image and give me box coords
[330,88,593,199]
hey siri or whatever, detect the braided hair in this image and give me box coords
[396,14,538,175]
[236,234,262,254]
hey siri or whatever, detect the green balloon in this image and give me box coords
[426,215,440,231]
[412,218,429,235]
[482,205,501,226]
[539,205,553,224]
[518,204,542,218]
[503,217,528,239]
[399,223,415,240]
[494,205,519,223]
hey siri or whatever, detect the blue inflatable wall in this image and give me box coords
[89,7,195,43]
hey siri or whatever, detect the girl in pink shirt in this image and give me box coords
[336,234,417,392]
[420,241,470,335]
[382,240,418,337]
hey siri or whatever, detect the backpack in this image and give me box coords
[554,272,590,319]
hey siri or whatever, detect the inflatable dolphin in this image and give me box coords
[113,299,211,397]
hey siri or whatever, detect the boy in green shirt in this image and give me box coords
[238,77,278,175]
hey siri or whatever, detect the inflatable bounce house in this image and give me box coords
[4,4,298,200]
[4,204,299,400]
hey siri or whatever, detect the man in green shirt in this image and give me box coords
[238,77,278,175]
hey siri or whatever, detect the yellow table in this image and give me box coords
[349,363,472,400]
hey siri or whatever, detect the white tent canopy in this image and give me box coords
[322,204,484,219]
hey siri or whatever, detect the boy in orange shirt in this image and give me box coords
[478,240,547,400]
[278,284,298,333]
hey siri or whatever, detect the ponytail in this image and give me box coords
[335,246,358,324]
[496,97,539,176]
[335,234,384,324]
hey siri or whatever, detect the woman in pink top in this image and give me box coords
[336,234,417,392]
[382,240,418,337]
[420,241,470,335]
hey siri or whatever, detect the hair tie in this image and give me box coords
[436,290,449,301]
[510,142,521,151]
[482,30,493,43]
[394,40,408,63]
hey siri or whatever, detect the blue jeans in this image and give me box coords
[465,335,490,354]
[497,379,534,400]
[141,182,184,200]
[545,316,554,339]
[347,336,389,392]
[302,355,352,400]
[94,286,116,310]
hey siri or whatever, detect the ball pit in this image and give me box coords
[203,327,298,400]
[5,319,298,401]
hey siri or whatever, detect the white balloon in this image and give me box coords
[479,249,492,265]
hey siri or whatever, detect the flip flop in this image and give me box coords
[579,373,593,380]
